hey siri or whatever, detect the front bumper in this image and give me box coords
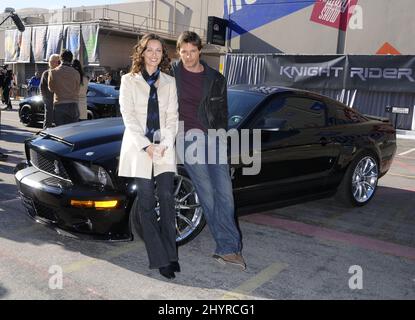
[15,165,131,241]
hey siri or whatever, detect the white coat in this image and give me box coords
[118,72,179,179]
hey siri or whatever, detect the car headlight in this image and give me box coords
[33,96,43,103]
[72,162,114,189]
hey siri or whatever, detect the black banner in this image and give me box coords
[259,54,415,93]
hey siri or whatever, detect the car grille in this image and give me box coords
[29,148,71,181]
[20,193,58,223]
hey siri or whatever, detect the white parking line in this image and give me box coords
[221,262,288,300]
[399,148,415,156]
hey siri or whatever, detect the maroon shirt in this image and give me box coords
[178,64,206,132]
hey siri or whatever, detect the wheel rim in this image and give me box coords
[155,175,203,242]
[20,106,32,124]
[352,156,378,203]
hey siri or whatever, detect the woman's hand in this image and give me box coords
[145,144,167,159]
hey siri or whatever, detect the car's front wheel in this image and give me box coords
[87,110,96,120]
[19,104,34,127]
[336,152,379,207]
[130,174,206,246]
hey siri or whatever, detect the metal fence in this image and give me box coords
[1,7,206,41]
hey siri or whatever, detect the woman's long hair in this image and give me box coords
[130,33,171,74]
[72,59,85,85]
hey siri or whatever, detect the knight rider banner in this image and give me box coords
[81,24,100,66]
[45,25,64,60]
[32,26,48,63]
[18,27,32,63]
[4,29,21,63]
[64,25,81,60]
[226,54,415,93]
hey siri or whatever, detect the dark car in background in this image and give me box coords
[18,83,120,127]
[14,85,397,245]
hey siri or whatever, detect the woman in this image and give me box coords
[118,34,179,279]
[72,59,89,120]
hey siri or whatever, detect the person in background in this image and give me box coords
[28,72,41,96]
[40,54,60,129]
[105,73,116,86]
[2,70,13,110]
[72,59,89,121]
[0,65,6,102]
[48,50,80,126]
[118,33,179,279]
[97,75,105,84]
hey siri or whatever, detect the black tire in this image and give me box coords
[87,110,96,120]
[129,196,144,241]
[19,104,34,127]
[129,173,206,246]
[335,151,379,207]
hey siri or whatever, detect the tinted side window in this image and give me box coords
[253,96,327,130]
[328,105,367,126]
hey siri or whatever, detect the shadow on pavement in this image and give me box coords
[0,185,414,299]
[259,186,415,247]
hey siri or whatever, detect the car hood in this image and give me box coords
[39,118,125,159]
[20,95,43,105]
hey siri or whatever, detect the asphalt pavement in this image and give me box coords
[1,101,415,300]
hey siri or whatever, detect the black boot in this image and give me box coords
[170,261,181,273]
[159,265,175,279]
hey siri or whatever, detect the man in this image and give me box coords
[40,54,60,129]
[104,73,116,86]
[171,31,246,270]
[28,72,41,96]
[2,70,13,111]
[48,50,80,126]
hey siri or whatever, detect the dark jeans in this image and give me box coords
[2,88,12,109]
[135,172,178,269]
[53,102,79,126]
[180,134,242,255]
[43,99,54,129]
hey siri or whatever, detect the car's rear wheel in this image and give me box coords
[19,104,34,127]
[335,152,379,207]
[130,174,206,246]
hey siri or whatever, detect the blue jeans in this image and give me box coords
[181,134,242,255]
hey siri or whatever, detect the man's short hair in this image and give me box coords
[176,31,203,51]
[60,49,73,63]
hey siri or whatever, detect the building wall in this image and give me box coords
[98,33,138,70]
[344,0,415,54]
[229,4,339,54]
[224,0,415,55]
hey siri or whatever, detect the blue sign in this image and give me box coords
[224,0,314,38]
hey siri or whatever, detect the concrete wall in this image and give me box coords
[98,33,138,70]
[224,0,415,55]
[229,5,339,54]
[344,0,415,54]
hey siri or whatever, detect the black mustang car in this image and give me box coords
[14,85,397,245]
[18,83,120,127]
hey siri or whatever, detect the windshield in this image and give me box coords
[227,90,264,128]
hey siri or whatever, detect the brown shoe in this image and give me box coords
[213,253,246,271]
